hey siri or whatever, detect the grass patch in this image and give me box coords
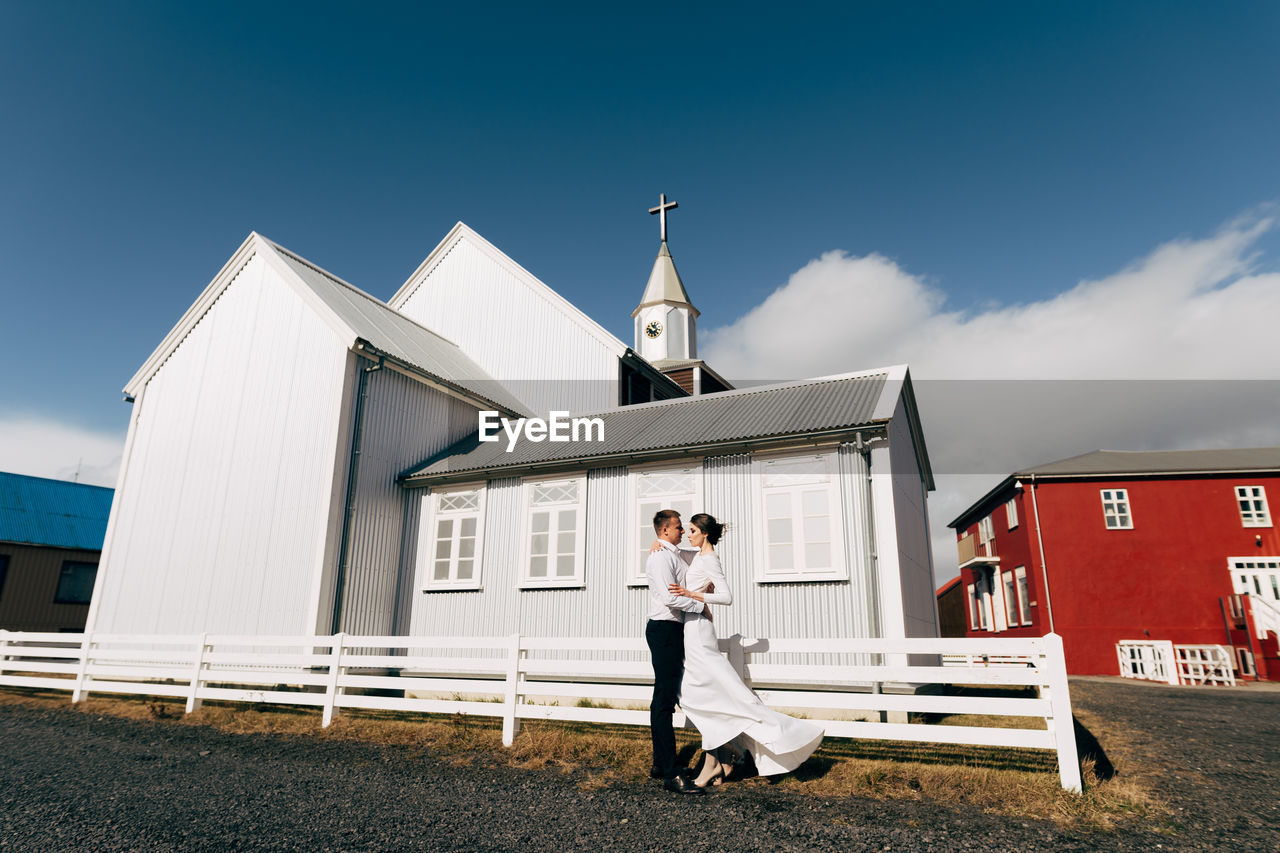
[0,684,1163,830]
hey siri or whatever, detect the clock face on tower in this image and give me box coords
[645,320,663,339]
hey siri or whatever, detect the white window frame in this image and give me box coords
[1235,486,1272,528]
[1002,570,1019,627]
[967,583,980,630]
[978,514,994,543]
[625,460,704,587]
[752,449,848,583]
[1015,566,1031,626]
[1101,488,1133,529]
[519,473,588,589]
[1005,498,1018,530]
[419,483,487,591]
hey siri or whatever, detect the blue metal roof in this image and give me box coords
[0,472,114,551]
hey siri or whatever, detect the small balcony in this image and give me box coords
[957,533,999,568]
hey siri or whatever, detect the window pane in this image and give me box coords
[559,509,577,533]
[529,555,547,577]
[531,511,550,533]
[436,518,453,540]
[556,531,575,555]
[433,559,451,581]
[767,518,792,544]
[458,538,475,559]
[460,516,477,537]
[531,532,548,556]
[555,555,575,577]
[801,488,828,517]
[804,541,831,569]
[54,562,97,604]
[803,514,829,543]
[435,539,452,560]
[456,559,473,580]
[765,492,791,519]
[768,544,793,572]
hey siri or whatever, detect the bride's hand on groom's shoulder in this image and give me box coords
[649,540,664,554]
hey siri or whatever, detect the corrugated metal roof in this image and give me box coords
[948,446,1280,529]
[1021,447,1280,476]
[261,238,531,417]
[0,472,114,550]
[403,370,891,483]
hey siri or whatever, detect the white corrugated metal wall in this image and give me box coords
[887,396,940,639]
[336,365,482,636]
[408,446,882,648]
[90,252,349,636]
[396,236,621,415]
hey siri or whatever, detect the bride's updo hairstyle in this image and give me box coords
[689,513,725,546]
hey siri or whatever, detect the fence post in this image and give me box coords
[322,632,346,728]
[1041,633,1082,793]
[502,632,522,746]
[71,631,94,704]
[0,630,10,681]
[185,633,209,714]
[1161,641,1180,686]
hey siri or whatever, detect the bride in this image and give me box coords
[657,513,824,787]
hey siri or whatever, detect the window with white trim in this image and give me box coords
[1002,570,1019,626]
[1101,489,1133,529]
[1015,566,1031,626]
[755,451,847,582]
[627,463,703,585]
[419,485,486,590]
[520,474,587,587]
[1005,498,1018,530]
[1236,486,1271,527]
[978,514,994,543]
[967,583,980,630]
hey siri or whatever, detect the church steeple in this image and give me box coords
[633,194,698,362]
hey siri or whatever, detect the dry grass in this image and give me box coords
[0,685,1164,831]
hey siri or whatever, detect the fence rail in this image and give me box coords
[0,629,1083,792]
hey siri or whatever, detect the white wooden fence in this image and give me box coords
[1116,640,1237,687]
[0,629,1083,792]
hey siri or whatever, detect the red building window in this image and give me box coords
[1101,489,1133,529]
[1236,486,1272,527]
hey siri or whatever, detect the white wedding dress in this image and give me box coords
[677,550,824,776]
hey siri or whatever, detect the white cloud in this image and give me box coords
[0,416,125,488]
[704,215,1279,381]
[703,213,1280,583]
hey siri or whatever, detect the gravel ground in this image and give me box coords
[0,678,1276,852]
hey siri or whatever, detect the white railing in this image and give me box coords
[1116,640,1179,685]
[0,629,1083,792]
[941,653,1034,667]
[1174,645,1236,687]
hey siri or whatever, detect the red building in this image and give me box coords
[947,448,1280,681]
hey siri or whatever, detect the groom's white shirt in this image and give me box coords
[646,540,704,622]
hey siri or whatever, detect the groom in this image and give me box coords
[644,509,706,795]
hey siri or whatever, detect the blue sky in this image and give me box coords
[2,2,1279,518]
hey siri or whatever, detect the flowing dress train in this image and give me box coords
[678,552,824,776]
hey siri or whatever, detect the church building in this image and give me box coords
[86,199,939,647]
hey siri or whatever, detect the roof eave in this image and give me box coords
[400,422,891,488]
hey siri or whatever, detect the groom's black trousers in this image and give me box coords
[646,619,684,779]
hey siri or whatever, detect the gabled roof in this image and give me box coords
[402,365,931,486]
[1021,447,1280,477]
[0,472,113,551]
[948,446,1280,529]
[390,222,635,358]
[123,233,529,417]
[632,241,698,317]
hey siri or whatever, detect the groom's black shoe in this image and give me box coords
[649,766,665,780]
[663,774,705,795]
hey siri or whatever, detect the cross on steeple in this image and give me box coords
[649,193,678,243]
